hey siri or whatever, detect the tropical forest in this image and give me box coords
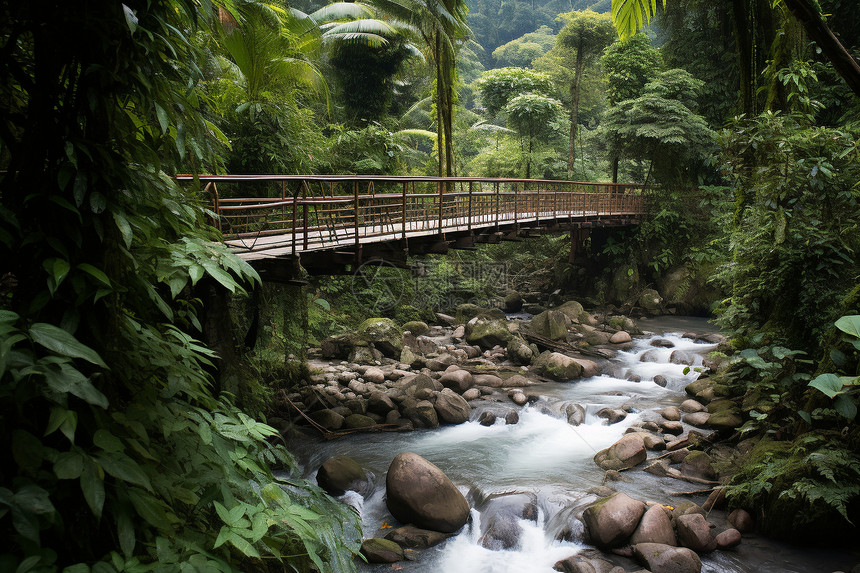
[1,0,859,572]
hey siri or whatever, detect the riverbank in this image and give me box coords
[273,305,860,573]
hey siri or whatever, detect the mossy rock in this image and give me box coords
[358,318,403,358]
[343,414,377,429]
[609,265,639,304]
[361,538,403,563]
[529,309,570,340]
[465,318,513,349]
[402,320,430,336]
[638,289,663,314]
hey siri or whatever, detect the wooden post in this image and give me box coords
[402,181,407,240]
[494,182,500,230]
[468,181,473,231]
[437,179,444,234]
[513,181,518,228]
[302,180,309,250]
[291,182,298,256]
[354,180,360,254]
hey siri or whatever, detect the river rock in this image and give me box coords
[706,400,742,430]
[316,456,368,496]
[653,375,668,387]
[343,413,376,429]
[456,303,505,324]
[583,492,645,548]
[479,492,537,550]
[552,555,609,573]
[465,318,513,349]
[511,391,528,406]
[462,388,481,400]
[632,543,701,573]
[660,421,684,435]
[610,331,632,344]
[574,358,600,378]
[400,373,439,395]
[427,354,457,371]
[349,345,383,364]
[651,338,675,348]
[630,504,677,546]
[385,525,453,549]
[363,366,386,384]
[567,403,586,426]
[361,538,403,563]
[530,309,571,340]
[715,528,742,549]
[681,451,716,481]
[642,433,666,451]
[507,336,535,365]
[638,289,663,315]
[479,411,497,426]
[594,433,647,470]
[505,410,520,424]
[435,389,471,424]
[504,291,524,312]
[343,397,367,415]
[439,369,474,393]
[358,318,403,358]
[403,400,439,429]
[676,514,717,553]
[473,374,504,387]
[308,409,344,430]
[640,349,662,363]
[368,391,397,415]
[597,408,628,424]
[660,406,681,421]
[727,509,754,533]
[402,321,430,336]
[501,374,539,387]
[533,351,583,381]
[683,412,710,428]
[385,452,470,533]
[669,350,695,366]
[679,399,706,413]
[452,325,466,338]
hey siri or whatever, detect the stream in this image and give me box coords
[288,317,859,573]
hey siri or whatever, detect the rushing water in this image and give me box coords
[288,317,859,573]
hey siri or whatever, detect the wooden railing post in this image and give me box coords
[354,180,360,254]
[437,180,444,234]
[302,180,309,250]
[494,182,500,229]
[402,181,408,240]
[468,181,473,231]
[291,182,298,256]
[513,181,518,227]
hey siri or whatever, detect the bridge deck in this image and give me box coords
[176,175,648,263]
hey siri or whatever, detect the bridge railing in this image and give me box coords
[175,175,647,254]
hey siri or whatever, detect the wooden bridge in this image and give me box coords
[176,175,648,276]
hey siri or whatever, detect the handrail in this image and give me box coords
[176,175,649,257]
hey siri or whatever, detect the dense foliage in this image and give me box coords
[0,2,361,571]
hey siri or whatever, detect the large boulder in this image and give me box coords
[465,318,513,349]
[582,492,645,548]
[533,351,583,381]
[554,300,592,324]
[681,451,716,481]
[630,505,677,546]
[308,409,344,431]
[594,433,647,470]
[632,543,702,573]
[609,265,639,305]
[316,456,369,496]
[386,452,470,533]
[358,318,403,358]
[530,309,571,340]
[367,391,397,416]
[504,291,524,313]
[320,332,362,359]
[676,513,717,553]
[402,320,430,336]
[434,389,471,424]
[638,289,663,315]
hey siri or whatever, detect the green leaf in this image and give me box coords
[30,323,108,368]
[128,489,171,530]
[112,212,134,249]
[154,103,169,134]
[94,429,125,453]
[45,407,78,443]
[835,315,860,339]
[188,264,204,286]
[14,484,55,515]
[77,263,112,288]
[81,459,105,519]
[12,430,44,473]
[122,4,138,35]
[809,373,844,398]
[834,394,857,420]
[16,556,42,573]
[54,450,85,479]
[61,565,90,573]
[96,452,152,491]
[117,505,136,557]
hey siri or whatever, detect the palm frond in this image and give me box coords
[611,0,665,40]
[310,2,374,22]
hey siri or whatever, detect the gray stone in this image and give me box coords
[597,408,628,425]
[530,310,571,340]
[567,403,586,426]
[653,375,668,387]
[505,410,519,424]
[478,411,497,426]
[670,350,695,366]
[661,406,681,421]
[434,388,471,424]
[308,409,344,431]
[610,331,632,344]
[367,391,397,415]
[358,318,403,358]
[473,374,504,387]
[363,366,386,384]
[343,413,376,429]
[402,321,430,336]
[316,456,368,496]
[533,351,583,381]
[507,336,534,365]
[680,399,706,413]
[385,525,453,549]
[465,318,513,349]
[715,528,742,549]
[439,369,474,393]
[727,508,754,533]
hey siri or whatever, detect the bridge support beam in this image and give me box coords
[569,227,591,264]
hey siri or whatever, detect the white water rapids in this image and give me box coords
[289,317,858,573]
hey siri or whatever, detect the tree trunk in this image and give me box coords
[435,33,444,178]
[730,0,756,115]
[783,0,860,97]
[611,155,619,183]
[567,43,584,177]
[444,47,455,179]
